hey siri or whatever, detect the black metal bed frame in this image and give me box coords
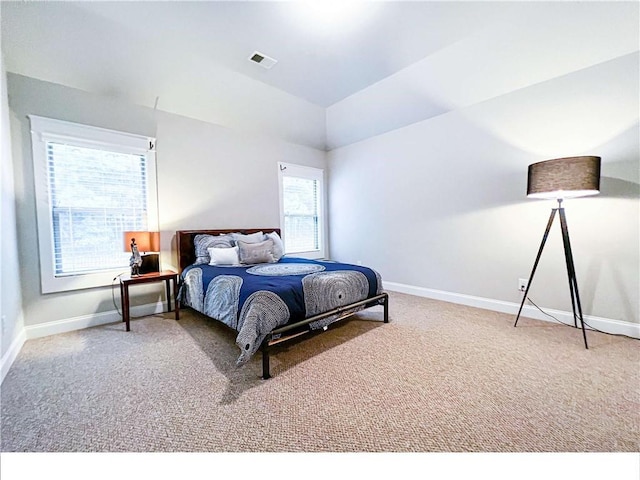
[260,292,389,379]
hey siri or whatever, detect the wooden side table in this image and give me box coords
[119,270,180,331]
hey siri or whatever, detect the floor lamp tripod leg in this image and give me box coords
[558,207,589,349]
[515,208,558,327]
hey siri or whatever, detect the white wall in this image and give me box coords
[7,73,326,331]
[155,110,327,271]
[1,55,25,376]
[327,52,639,328]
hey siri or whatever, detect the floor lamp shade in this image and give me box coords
[527,156,601,200]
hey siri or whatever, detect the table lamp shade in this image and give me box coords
[527,156,601,200]
[123,231,160,253]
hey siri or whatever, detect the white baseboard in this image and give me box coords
[1,328,26,385]
[1,301,167,385]
[25,301,167,339]
[383,281,640,339]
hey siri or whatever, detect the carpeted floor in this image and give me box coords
[1,291,638,452]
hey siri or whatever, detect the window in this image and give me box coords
[29,115,158,293]
[278,162,325,259]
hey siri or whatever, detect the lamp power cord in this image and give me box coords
[111,273,126,317]
[525,296,638,342]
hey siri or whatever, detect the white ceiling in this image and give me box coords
[2,1,514,107]
[2,1,638,150]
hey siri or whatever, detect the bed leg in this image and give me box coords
[383,293,389,323]
[261,341,271,380]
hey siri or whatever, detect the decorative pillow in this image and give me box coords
[194,234,234,265]
[266,231,284,261]
[208,246,240,266]
[232,231,264,245]
[237,238,276,264]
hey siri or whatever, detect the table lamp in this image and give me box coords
[123,231,160,276]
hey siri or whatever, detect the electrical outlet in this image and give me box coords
[518,278,528,292]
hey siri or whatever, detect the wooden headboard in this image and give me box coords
[176,228,281,274]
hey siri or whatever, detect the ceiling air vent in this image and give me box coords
[249,51,277,70]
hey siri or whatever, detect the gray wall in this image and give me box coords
[328,53,639,325]
[1,56,24,358]
[154,111,328,271]
[7,73,326,330]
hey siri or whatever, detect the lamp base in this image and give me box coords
[514,201,588,349]
[139,253,160,275]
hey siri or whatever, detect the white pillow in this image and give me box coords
[266,231,284,260]
[208,246,240,266]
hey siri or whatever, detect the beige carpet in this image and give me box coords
[1,291,638,452]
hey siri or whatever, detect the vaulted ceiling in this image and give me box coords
[2,1,513,107]
[2,1,638,150]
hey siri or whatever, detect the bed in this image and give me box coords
[176,228,389,379]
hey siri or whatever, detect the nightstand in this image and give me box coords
[119,270,180,331]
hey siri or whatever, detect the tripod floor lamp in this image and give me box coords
[514,156,601,349]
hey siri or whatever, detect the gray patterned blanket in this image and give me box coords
[180,257,383,365]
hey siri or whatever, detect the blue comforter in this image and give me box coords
[181,257,382,365]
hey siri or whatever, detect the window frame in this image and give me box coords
[277,162,326,260]
[29,115,158,293]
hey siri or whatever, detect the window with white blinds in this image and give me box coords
[278,162,325,259]
[47,142,149,275]
[30,115,158,293]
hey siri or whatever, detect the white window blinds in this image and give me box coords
[30,115,158,293]
[47,142,150,275]
[278,163,325,259]
[282,176,319,252]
